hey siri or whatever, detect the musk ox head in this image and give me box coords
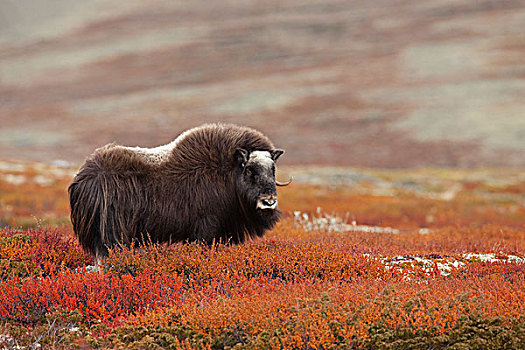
[234,148,291,214]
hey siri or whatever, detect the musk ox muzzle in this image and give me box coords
[257,195,278,210]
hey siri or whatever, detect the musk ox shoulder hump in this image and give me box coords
[168,123,275,172]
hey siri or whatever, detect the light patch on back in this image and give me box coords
[119,125,208,165]
[121,141,176,164]
[249,151,274,169]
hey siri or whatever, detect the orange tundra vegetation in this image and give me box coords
[0,164,523,348]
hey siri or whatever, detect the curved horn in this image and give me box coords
[276,176,293,186]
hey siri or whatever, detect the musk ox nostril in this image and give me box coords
[263,199,276,206]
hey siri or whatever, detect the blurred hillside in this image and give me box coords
[1,0,524,167]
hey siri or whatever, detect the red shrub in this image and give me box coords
[0,228,91,279]
[0,269,184,326]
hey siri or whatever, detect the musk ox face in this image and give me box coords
[234,148,285,212]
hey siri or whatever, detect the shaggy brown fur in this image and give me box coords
[68,123,285,258]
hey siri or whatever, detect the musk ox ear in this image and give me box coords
[271,149,284,162]
[234,148,249,167]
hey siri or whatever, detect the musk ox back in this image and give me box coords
[68,123,290,259]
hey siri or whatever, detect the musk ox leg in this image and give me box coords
[95,254,106,272]
[85,254,105,273]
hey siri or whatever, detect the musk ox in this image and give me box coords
[68,123,291,260]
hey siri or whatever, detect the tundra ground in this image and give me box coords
[0,161,523,349]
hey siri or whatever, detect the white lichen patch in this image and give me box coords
[0,160,76,186]
[381,255,465,277]
[463,253,525,264]
[0,161,27,172]
[33,175,54,186]
[381,252,524,279]
[294,209,400,234]
[3,174,26,185]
